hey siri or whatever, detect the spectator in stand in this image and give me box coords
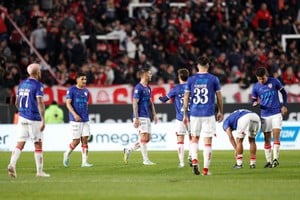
[104,60,115,85]
[67,31,85,67]
[0,6,8,42]
[30,20,47,56]
[93,65,107,85]
[252,3,272,34]
[0,0,300,99]
[282,66,299,85]
[278,2,297,22]
[113,53,130,84]
[29,3,46,30]
[0,38,11,60]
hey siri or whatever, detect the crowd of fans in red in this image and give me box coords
[0,0,300,103]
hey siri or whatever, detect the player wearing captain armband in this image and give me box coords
[252,67,288,168]
[223,109,261,169]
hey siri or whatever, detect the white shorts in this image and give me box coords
[135,117,151,134]
[190,115,216,137]
[17,116,43,142]
[70,121,90,139]
[236,113,261,138]
[175,119,190,136]
[261,113,282,132]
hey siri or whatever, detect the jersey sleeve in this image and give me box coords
[167,87,177,99]
[222,118,230,131]
[214,76,221,91]
[66,87,73,100]
[133,85,141,100]
[251,84,258,100]
[36,82,44,97]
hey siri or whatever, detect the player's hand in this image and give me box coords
[183,116,189,127]
[40,120,45,132]
[216,112,223,122]
[153,115,158,124]
[252,101,259,107]
[133,118,140,128]
[281,106,288,116]
[74,114,81,122]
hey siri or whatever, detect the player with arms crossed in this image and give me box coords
[252,67,288,168]
[183,56,223,175]
[159,68,192,168]
[124,67,158,165]
[223,109,261,169]
[8,63,50,178]
[63,72,93,167]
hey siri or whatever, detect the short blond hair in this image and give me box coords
[27,63,40,75]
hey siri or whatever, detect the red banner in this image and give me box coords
[15,83,300,105]
[42,84,172,105]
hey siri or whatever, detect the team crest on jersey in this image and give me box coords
[84,92,88,96]
[268,83,273,88]
[134,89,138,94]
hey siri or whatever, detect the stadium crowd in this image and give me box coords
[0,0,300,100]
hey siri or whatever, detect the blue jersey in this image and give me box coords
[167,83,188,121]
[17,78,44,121]
[185,72,221,117]
[132,83,152,118]
[252,77,283,117]
[222,109,251,131]
[66,86,90,122]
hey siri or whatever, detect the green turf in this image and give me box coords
[0,150,299,200]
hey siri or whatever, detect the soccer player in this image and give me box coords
[252,67,288,168]
[223,109,261,169]
[123,67,158,165]
[183,56,223,175]
[63,72,93,167]
[159,68,192,168]
[8,63,50,178]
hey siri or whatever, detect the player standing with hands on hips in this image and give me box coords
[8,63,50,178]
[252,67,288,168]
[183,56,223,175]
[63,72,93,167]
[124,67,158,165]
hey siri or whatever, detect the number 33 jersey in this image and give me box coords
[185,72,221,117]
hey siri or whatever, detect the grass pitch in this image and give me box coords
[0,150,299,200]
